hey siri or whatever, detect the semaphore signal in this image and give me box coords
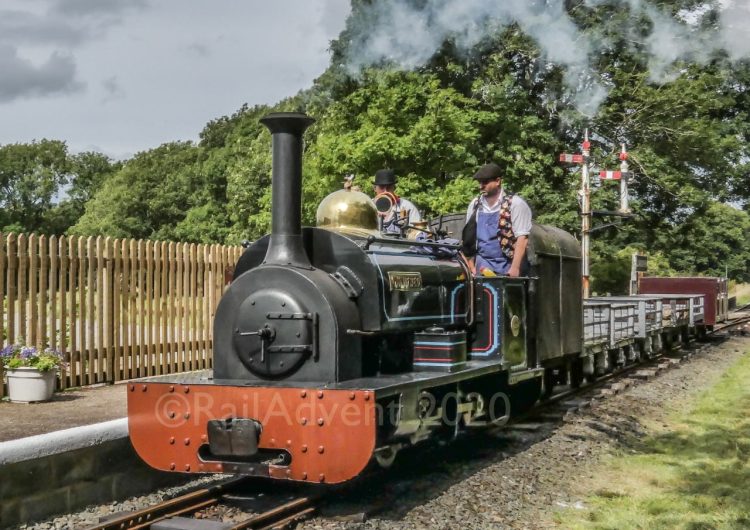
[558,135,633,299]
[559,153,583,164]
[599,170,625,180]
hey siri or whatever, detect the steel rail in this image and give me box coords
[85,477,318,530]
[537,322,746,416]
[255,507,316,530]
[229,497,317,530]
[712,315,750,334]
[87,329,733,529]
[531,349,675,418]
[85,477,250,530]
[543,361,643,406]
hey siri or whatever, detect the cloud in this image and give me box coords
[719,0,750,61]
[0,1,149,47]
[0,9,88,46]
[51,0,148,18]
[0,45,83,102]
[0,0,148,103]
[319,0,353,36]
[101,76,124,102]
[186,42,211,57]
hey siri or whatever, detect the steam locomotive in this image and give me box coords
[128,112,723,484]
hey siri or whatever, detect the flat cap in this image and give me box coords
[472,163,503,180]
[374,168,397,186]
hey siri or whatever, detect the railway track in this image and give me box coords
[85,477,318,530]
[86,328,739,530]
[522,347,686,425]
[298,340,714,525]
[499,316,749,448]
[710,305,750,334]
[534,304,750,425]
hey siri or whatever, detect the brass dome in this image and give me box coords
[316,190,379,234]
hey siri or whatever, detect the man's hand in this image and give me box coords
[461,254,476,275]
[507,235,528,278]
[343,174,354,190]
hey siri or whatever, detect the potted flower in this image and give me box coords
[0,345,64,403]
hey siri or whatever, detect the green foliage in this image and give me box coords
[48,151,121,234]
[0,140,70,233]
[34,0,750,284]
[654,202,750,281]
[0,142,121,235]
[590,246,632,295]
[173,203,230,243]
[590,245,678,295]
[71,142,201,240]
[303,70,489,225]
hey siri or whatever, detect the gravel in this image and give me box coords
[299,334,750,530]
[14,334,749,530]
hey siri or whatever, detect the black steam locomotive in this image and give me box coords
[127,112,589,484]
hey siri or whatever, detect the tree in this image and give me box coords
[43,151,121,235]
[54,0,750,285]
[301,70,491,226]
[71,142,201,240]
[0,140,70,233]
[656,202,750,281]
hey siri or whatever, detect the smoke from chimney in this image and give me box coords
[341,0,750,116]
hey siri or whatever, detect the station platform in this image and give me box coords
[0,382,126,442]
[0,382,181,529]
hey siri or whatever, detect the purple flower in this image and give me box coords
[0,344,64,371]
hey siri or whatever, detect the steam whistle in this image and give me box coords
[374,192,407,234]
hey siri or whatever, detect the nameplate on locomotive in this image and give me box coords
[388,271,423,291]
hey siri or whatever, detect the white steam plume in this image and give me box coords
[719,0,750,60]
[343,0,750,116]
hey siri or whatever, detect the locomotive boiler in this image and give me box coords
[128,112,583,483]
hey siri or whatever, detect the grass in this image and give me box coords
[555,350,750,530]
[732,282,750,306]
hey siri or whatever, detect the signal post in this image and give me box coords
[559,131,592,298]
[581,132,592,298]
[560,133,631,299]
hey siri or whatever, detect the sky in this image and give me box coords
[0,0,351,159]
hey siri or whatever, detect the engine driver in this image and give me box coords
[373,168,422,234]
[463,163,532,277]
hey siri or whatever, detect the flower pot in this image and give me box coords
[5,367,57,403]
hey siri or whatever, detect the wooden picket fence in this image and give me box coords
[0,234,243,398]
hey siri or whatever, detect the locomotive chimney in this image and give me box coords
[260,112,315,268]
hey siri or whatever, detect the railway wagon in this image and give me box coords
[639,276,728,326]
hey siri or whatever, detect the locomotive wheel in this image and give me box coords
[569,359,584,389]
[542,368,556,399]
[374,445,399,468]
